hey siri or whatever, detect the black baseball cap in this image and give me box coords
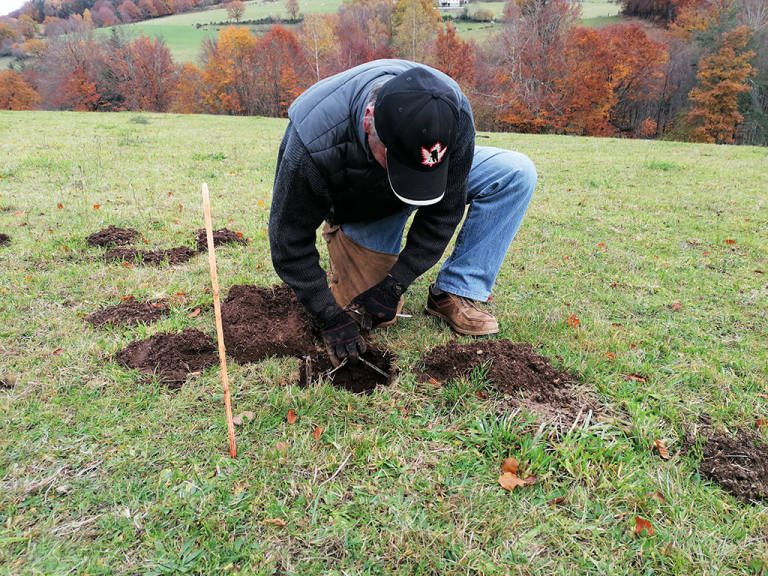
[375,67,460,206]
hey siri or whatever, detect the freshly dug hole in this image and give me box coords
[299,344,394,394]
[86,225,138,247]
[220,284,315,363]
[115,329,217,388]
[0,233,10,247]
[105,246,197,266]
[86,300,168,327]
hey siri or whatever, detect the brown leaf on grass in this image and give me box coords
[287,409,297,424]
[757,393,768,399]
[523,475,538,484]
[498,472,529,491]
[475,390,488,400]
[236,232,244,238]
[397,406,408,417]
[635,516,654,536]
[547,496,566,506]
[724,239,736,245]
[755,419,767,430]
[502,457,518,474]
[175,292,184,296]
[647,491,666,504]
[671,302,682,311]
[567,314,580,327]
[625,373,647,383]
[121,262,133,268]
[703,251,710,256]
[755,270,765,274]
[142,237,149,245]
[93,204,100,210]
[232,411,255,426]
[52,348,63,356]
[598,243,606,249]
[13,211,24,217]
[179,204,183,212]
[57,204,63,209]
[428,378,441,388]
[262,518,287,527]
[188,308,201,318]
[275,442,289,451]
[654,439,670,459]
[313,426,324,440]
[121,295,135,301]
[605,352,617,360]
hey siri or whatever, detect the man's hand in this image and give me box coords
[319,305,367,367]
[348,275,406,331]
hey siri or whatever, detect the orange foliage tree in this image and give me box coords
[431,22,475,91]
[201,26,260,114]
[253,25,307,116]
[0,69,40,110]
[687,25,756,142]
[119,35,176,111]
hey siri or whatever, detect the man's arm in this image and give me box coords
[388,111,475,288]
[268,123,337,316]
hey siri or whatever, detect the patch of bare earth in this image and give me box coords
[105,246,197,266]
[418,339,595,425]
[0,233,11,247]
[85,225,138,247]
[115,329,217,388]
[86,301,168,327]
[195,228,247,252]
[685,426,768,503]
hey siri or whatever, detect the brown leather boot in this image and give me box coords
[425,285,499,336]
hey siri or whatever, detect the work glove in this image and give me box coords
[348,274,406,331]
[318,304,367,367]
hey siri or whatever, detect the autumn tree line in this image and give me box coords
[1,0,767,145]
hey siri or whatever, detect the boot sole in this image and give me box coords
[424,305,499,336]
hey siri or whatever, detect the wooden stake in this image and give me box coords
[202,182,236,458]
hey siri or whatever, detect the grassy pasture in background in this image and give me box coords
[0,111,767,575]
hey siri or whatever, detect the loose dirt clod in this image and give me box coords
[85,225,138,247]
[86,301,168,327]
[195,228,247,252]
[116,329,217,388]
[299,344,394,394]
[0,233,11,247]
[105,246,197,266]
[418,339,590,422]
[685,427,768,503]
[220,284,316,363]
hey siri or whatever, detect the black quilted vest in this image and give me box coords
[288,59,469,224]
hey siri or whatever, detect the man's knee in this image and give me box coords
[501,150,537,197]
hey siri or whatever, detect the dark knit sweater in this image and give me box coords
[269,113,475,317]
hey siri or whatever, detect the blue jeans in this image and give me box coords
[341,146,536,302]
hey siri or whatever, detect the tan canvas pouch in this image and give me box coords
[322,222,404,324]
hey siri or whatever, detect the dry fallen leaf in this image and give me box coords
[724,239,736,245]
[755,419,767,430]
[635,516,654,536]
[625,373,647,383]
[121,295,135,301]
[236,232,244,238]
[287,409,297,424]
[188,308,201,318]
[757,393,768,399]
[397,406,408,417]
[498,472,528,491]
[605,352,617,360]
[232,411,254,426]
[428,378,441,387]
[262,518,287,527]
[93,204,100,210]
[547,496,566,507]
[703,251,710,256]
[567,314,580,327]
[475,390,488,400]
[502,457,518,474]
[52,348,63,356]
[313,426,324,440]
[654,439,670,460]
[647,491,666,504]
[57,204,63,209]
[275,442,289,451]
[671,302,682,311]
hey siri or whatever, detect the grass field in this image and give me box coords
[1,111,767,575]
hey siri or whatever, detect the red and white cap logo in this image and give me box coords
[421,142,448,167]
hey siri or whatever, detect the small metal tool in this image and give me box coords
[358,357,389,378]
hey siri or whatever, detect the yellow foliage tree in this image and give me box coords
[393,0,440,63]
[0,70,40,110]
[297,14,338,81]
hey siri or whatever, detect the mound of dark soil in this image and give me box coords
[105,246,197,266]
[195,228,248,252]
[0,233,10,247]
[0,378,11,389]
[221,284,315,363]
[116,329,217,388]
[418,340,589,419]
[686,427,768,503]
[86,225,138,247]
[86,300,168,327]
[299,344,394,394]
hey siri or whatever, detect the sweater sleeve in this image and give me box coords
[388,111,475,288]
[268,123,338,317]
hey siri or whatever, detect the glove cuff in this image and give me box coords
[317,303,344,326]
[383,274,406,298]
